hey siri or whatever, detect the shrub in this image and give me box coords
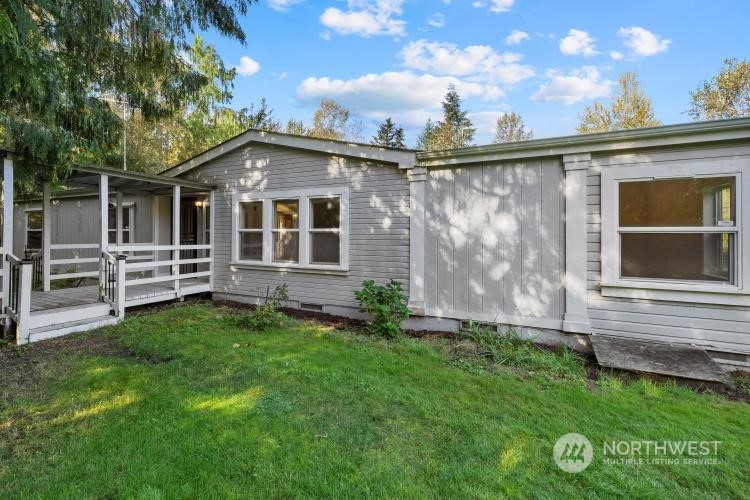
[237,284,289,332]
[355,279,409,338]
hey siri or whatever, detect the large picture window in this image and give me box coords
[601,159,749,305]
[232,188,348,271]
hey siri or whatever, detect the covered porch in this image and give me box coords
[1,155,215,344]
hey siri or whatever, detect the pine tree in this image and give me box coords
[371,118,406,148]
[417,85,476,150]
[493,112,533,143]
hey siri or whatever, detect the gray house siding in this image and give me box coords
[180,142,411,310]
[587,144,750,365]
[423,158,565,329]
[13,194,154,272]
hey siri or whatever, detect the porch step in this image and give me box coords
[28,315,121,343]
[590,335,728,383]
[29,301,111,330]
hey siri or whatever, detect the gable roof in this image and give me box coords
[161,129,417,178]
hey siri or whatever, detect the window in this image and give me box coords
[25,209,42,251]
[309,197,341,264]
[238,201,263,261]
[232,188,348,271]
[108,204,134,244]
[601,160,749,305]
[618,177,736,283]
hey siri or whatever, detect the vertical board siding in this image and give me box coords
[587,146,750,355]
[424,158,565,325]
[182,143,411,308]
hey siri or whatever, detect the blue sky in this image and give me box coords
[202,0,749,147]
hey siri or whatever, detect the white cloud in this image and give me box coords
[532,66,613,105]
[618,26,670,56]
[472,0,515,13]
[610,51,624,60]
[505,29,529,45]
[267,0,304,12]
[559,29,598,56]
[400,39,534,84]
[235,56,260,77]
[320,0,406,37]
[427,12,446,28]
[296,71,504,120]
[470,110,510,134]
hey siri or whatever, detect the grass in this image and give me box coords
[1,303,748,498]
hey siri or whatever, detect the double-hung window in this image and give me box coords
[601,159,749,304]
[25,209,43,251]
[233,188,348,271]
[108,203,134,244]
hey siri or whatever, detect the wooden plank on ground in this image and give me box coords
[590,335,728,382]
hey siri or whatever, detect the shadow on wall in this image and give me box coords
[425,160,564,321]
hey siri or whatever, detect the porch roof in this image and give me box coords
[65,165,214,194]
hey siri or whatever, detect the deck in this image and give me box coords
[31,278,210,312]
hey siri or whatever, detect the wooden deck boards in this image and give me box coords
[30,278,210,312]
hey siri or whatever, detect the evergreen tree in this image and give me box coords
[371,118,406,148]
[577,72,661,134]
[418,85,476,150]
[493,112,533,143]
[0,0,254,185]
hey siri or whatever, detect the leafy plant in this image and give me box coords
[237,284,289,332]
[355,279,409,338]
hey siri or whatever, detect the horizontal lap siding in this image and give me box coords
[184,143,410,308]
[587,146,750,355]
[424,159,565,324]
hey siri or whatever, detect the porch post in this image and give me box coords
[172,185,180,294]
[114,254,126,318]
[116,191,123,246]
[209,190,215,292]
[16,260,33,345]
[407,167,427,315]
[2,157,14,316]
[562,154,591,334]
[99,175,109,296]
[42,183,51,291]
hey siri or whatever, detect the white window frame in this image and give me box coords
[231,187,349,272]
[108,202,135,244]
[601,158,750,306]
[24,207,43,251]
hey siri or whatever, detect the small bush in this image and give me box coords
[237,284,289,332]
[355,279,409,338]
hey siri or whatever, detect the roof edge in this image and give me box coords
[161,129,417,178]
[416,118,750,167]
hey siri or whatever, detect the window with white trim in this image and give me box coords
[601,159,749,304]
[232,188,349,271]
[108,203,135,244]
[25,209,42,251]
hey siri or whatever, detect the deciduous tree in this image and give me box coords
[577,72,661,134]
[493,112,533,143]
[688,58,750,120]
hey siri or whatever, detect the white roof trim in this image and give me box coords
[162,129,417,177]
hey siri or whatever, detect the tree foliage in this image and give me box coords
[577,72,661,134]
[417,85,475,150]
[125,36,279,174]
[0,0,254,185]
[371,118,406,148]
[493,112,533,143]
[688,58,750,120]
[309,99,363,141]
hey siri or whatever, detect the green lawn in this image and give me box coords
[1,303,748,498]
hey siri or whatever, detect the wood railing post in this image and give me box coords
[16,260,33,345]
[115,255,127,318]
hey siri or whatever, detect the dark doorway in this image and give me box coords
[180,197,198,274]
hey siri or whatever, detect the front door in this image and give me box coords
[180,198,198,274]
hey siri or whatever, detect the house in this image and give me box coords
[2,117,750,379]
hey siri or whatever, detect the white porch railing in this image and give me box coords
[48,243,100,283]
